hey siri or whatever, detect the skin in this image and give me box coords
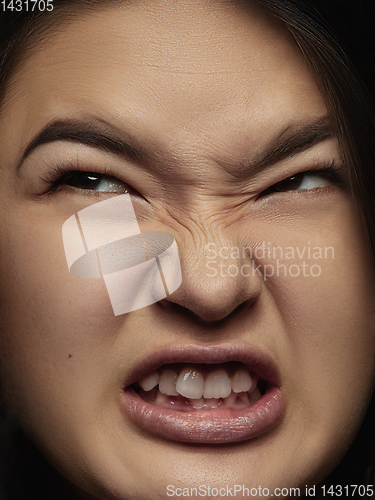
[1,0,375,498]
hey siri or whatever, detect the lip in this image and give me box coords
[120,343,285,444]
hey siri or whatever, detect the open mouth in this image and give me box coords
[133,362,264,412]
[121,344,285,444]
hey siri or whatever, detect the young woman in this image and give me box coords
[0,0,374,498]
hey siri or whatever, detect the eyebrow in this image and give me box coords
[21,115,334,175]
[245,115,334,174]
[21,119,147,165]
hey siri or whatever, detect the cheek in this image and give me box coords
[279,253,375,415]
[0,210,115,415]
[249,200,375,450]
[0,210,113,325]
[245,195,375,359]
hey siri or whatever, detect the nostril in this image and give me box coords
[159,295,257,325]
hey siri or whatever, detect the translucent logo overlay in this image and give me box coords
[62,194,182,316]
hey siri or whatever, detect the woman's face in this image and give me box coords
[1,1,375,498]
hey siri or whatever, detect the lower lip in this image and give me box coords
[121,386,285,444]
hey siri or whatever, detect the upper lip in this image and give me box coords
[123,342,281,389]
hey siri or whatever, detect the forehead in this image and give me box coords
[1,0,327,166]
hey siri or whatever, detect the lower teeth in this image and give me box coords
[137,386,262,412]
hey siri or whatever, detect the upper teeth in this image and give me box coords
[139,371,160,392]
[139,365,257,400]
[203,369,232,399]
[159,369,179,396]
[176,367,204,399]
[231,366,252,393]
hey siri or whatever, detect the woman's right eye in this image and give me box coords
[46,170,130,194]
[65,172,127,192]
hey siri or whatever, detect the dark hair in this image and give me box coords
[0,0,374,498]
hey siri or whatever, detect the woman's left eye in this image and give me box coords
[260,170,333,197]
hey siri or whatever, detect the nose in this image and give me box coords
[163,240,263,324]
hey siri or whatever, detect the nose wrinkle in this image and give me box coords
[62,194,182,316]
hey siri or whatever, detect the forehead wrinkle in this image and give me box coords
[3,0,311,116]
[16,1,296,80]
[116,0,291,62]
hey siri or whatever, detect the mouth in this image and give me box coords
[121,344,285,444]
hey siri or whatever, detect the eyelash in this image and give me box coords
[40,162,132,194]
[40,160,345,196]
[257,161,345,198]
